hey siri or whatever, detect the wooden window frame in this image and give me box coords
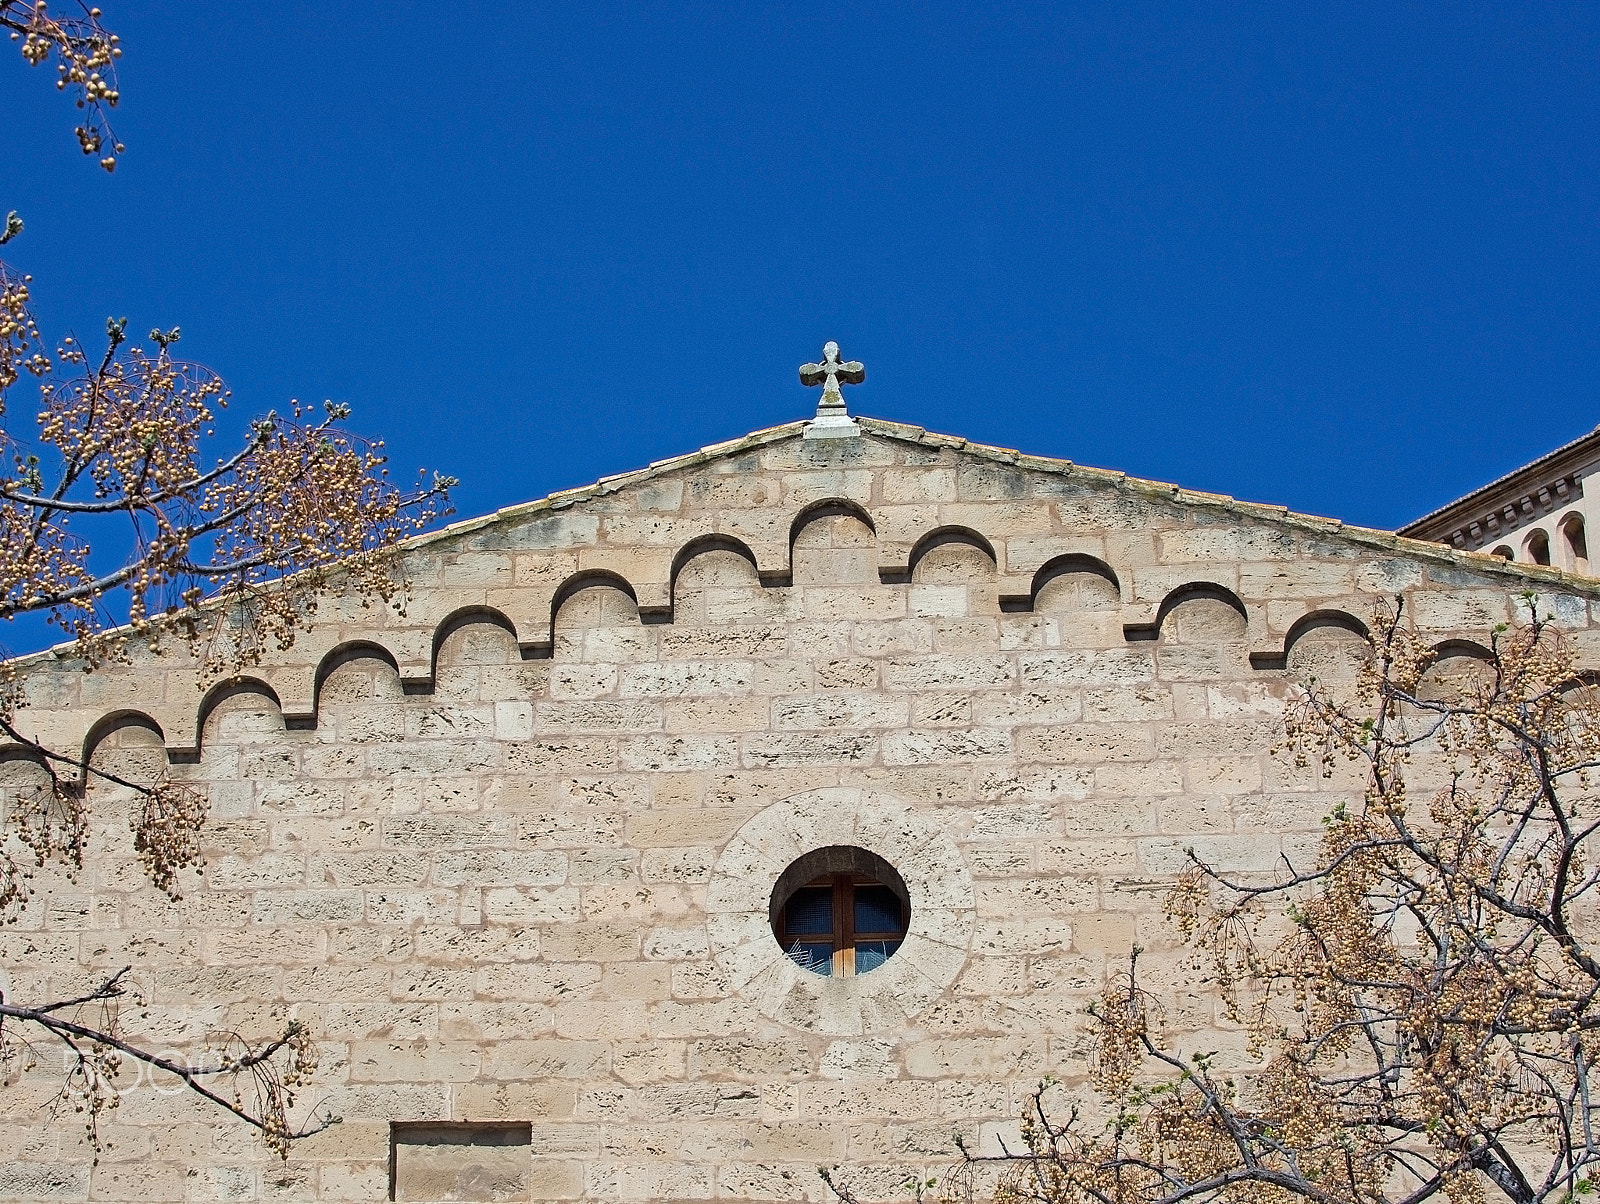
[774,872,907,977]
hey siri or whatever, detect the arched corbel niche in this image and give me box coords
[670,534,766,626]
[882,526,997,586]
[905,527,998,619]
[179,676,285,763]
[787,499,879,588]
[1281,611,1372,682]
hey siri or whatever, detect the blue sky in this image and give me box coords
[4,3,1597,565]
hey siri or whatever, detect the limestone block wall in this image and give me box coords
[2,419,1598,1203]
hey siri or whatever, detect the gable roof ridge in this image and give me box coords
[849,416,1600,595]
[9,413,1600,675]
[407,412,1600,595]
[404,419,810,548]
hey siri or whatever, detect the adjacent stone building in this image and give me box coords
[1401,422,1600,572]
[4,354,1600,1202]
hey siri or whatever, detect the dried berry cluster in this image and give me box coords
[1,284,454,679]
[0,264,445,1148]
[2,1,123,169]
[0,765,85,920]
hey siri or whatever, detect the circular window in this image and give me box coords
[706,787,975,1035]
[769,846,910,977]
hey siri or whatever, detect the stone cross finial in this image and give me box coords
[799,341,865,421]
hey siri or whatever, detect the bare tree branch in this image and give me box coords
[0,966,338,1157]
[898,597,1600,1204]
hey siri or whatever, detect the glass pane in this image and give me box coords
[786,941,833,976]
[854,885,902,934]
[855,940,901,974]
[785,887,834,935]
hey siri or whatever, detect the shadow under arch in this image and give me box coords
[80,709,168,776]
[313,640,405,713]
[1007,553,1122,613]
[1563,666,1600,692]
[550,569,640,618]
[789,498,876,548]
[1250,609,1374,674]
[511,570,646,660]
[891,526,998,587]
[0,740,73,803]
[185,676,284,761]
[0,740,53,772]
[670,534,762,606]
[520,568,648,658]
[1432,638,1494,664]
[1416,637,1499,702]
[1285,610,1370,647]
[431,605,521,676]
[780,498,879,589]
[1131,581,1248,643]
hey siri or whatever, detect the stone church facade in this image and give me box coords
[4,364,1600,1202]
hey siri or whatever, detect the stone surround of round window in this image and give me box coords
[705,787,976,1036]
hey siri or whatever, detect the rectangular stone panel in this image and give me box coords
[391,1121,532,1202]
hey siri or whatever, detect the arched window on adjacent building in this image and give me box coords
[1561,513,1590,576]
[1491,546,1514,561]
[1525,528,1552,566]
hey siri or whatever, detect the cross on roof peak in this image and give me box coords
[799,341,865,423]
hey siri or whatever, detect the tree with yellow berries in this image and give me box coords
[2,3,454,1157]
